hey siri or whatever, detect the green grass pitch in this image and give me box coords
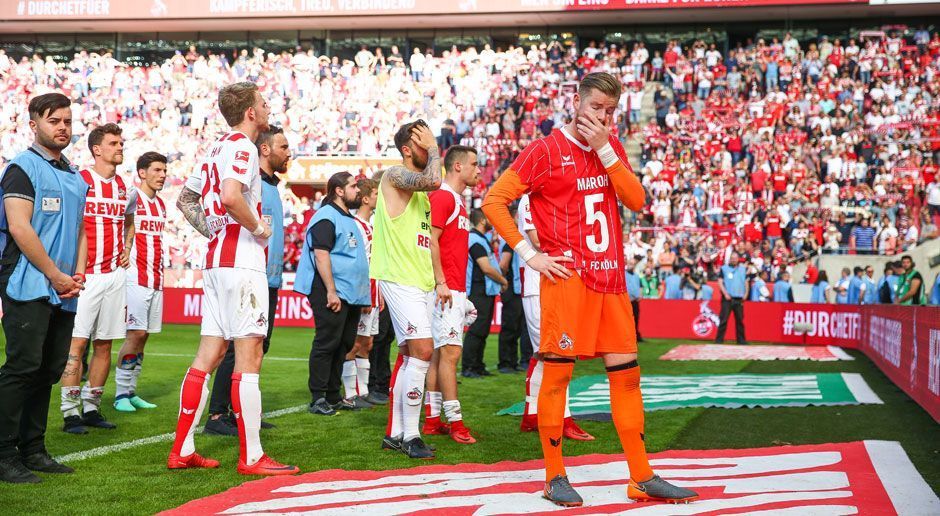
[0,325,937,514]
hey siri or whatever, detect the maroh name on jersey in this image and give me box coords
[577,174,610,191]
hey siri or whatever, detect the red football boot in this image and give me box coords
[563,417,595,441]
[167,452,220,470]
[449,421,477,444]
[520,414,538,432]
[422,416,451,435]
[237,454,300,476]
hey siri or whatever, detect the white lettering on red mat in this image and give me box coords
[161,441,940,515]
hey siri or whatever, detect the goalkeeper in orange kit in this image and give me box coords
[481,72,698,507]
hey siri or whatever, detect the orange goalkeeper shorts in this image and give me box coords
[539,271,637,359]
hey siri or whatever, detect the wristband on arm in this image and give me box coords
[514,240,538,262]
[598,142,620,168]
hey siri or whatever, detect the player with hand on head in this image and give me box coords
[422,145,481,444]
[373,120,442,460]
[113,151,168,413]
[483,73,698,507]
[169,82,298,476]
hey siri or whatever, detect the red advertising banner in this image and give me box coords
[3,0,866,21]
[858,305,940,423]
[638,299,862,347]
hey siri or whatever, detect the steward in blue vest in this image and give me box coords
[0,93,87,481]
[773,272,794,302]
[462,210,508,377]
[294,172,370,409]
[205,125,293,432]
[847,267,865,304]
[862,271,878,305]
[716,254,749,345]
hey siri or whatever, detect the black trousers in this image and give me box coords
[497,287,529,369]
[462,291,495,373]
[368,307,394,395]
[308,286,361,404]
[208,287,278,415]
[631,299,642,340]
[0,289,74,458]
[715,297,746,344]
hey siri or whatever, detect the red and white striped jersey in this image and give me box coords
[184,131,266,272]
[127,188,167,290]
[510,128,627,294]
[80,169,130,275]
[353,214,379,307]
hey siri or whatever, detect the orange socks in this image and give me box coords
[607,363,653,483]
[537,359,574,481]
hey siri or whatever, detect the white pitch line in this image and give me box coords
[54,404,308,463]
[113,352,307,362]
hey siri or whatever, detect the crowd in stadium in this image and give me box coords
[1,27,938,296]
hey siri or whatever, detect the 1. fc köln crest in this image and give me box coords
[165,441,938,515]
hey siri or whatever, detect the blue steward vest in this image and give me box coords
[467,231,500,297]
[293,204,370,306]
[0,150,87,312]
[261,178,284,289]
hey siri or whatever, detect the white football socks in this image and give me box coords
[355,357,370,396]
[401,358,429,442]
[341,360,358,399]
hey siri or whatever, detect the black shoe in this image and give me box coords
[62,415,88,435]
[401,437,435,459]
[461,370,481,379]
[204,413,238,436]
[81,410,116,429]
[478,369,493,377]
[332,398,359,411]
[514,364,527,372]
[309,398,337,416]
[260,420,277,429]
[498,367,517,374]
[21,452,73,474]
[0,456,41,484]
[381,435,402,452]
[364,392,388,405]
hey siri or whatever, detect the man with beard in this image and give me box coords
[0,92,86,483]
[204,126,291,434]
[294,172,371,416]
[60,123,133,434]
[373,120,442,460]
[113,151,169,413]
[482,73,697,506]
